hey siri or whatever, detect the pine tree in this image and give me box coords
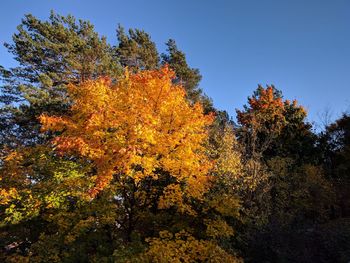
[161,39,213,111]
[0,11,121,148]
[116,25,159,70]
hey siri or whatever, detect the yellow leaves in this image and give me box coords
[40,66,213,200]
[209,194,240,218]
[0,188,19,205]
[0,146,92,225]
[4,150,24,163]
[158,184,194,215]
[158,184,183,209]
[142,230,242,263]
[205,219,234,238]
[214,126,242,178]
[39,115,72,133]
[44,191,70,209]
[209,125,263,194]
[242,158,270,191]
[3,191,41,224]
[0,153,23,207]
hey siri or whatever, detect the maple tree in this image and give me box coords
[40,66,213,201]
[237,85,286,129]
[236,85,309,160]
[1,67,239,261]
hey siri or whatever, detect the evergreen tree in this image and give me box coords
[322,114,350,217]
[161,39,213,111]
[0,11,120,149]
[116,25,159,70]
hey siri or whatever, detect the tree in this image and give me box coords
[116,25,159,70]
[236,85,316,163]
[0,11,121,149]
[161,39,213,111]
[321,114,350,217]
[39,66,213,199]
[235,86,336,263]
[0,67,246,261]
[0,145,95,262]
[1,12,213,152]
[1,67,218,260]
[140,230,242,262]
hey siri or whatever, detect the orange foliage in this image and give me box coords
[237,86,284,127]
[40,66,213,199]
[237,86,306,134]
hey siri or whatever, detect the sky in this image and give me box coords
[1,0,349,129]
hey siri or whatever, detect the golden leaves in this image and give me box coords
[0,188,19,206]
[0,146,92,224]
[40,67,214,201]
[158,184,195,215]
[142,230,242,262]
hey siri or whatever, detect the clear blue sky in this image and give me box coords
[1,0,349,128]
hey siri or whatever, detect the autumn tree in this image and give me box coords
[237,85,288,158]
[1,12,233,261]
[236,85,317,163]
[40,66,213,198]
[235,86,336,262]
[0,66,245,261]
[0,12,213,154]
[3,10,348,263]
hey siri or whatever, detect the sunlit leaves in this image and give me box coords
[40,67,213,204]
[237,86,285,132]
[0,146,91,225]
